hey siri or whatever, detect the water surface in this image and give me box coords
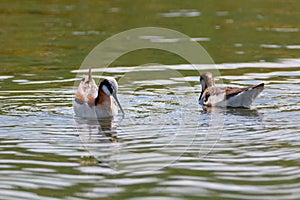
[1,1,300,199]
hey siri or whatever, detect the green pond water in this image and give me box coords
[1,1,300,200]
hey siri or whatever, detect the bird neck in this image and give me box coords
[206,80,215,87]
[95,88,111,105]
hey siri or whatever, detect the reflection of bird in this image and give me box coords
[73,68,124,119]
[76,118,118,167]
[199,72,264,108]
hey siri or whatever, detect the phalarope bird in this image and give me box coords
[74,68,124,119]
[199,72,264,108]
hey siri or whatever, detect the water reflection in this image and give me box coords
[202,106,261,117]
[1,0,300,198]
[76,118,119,168]
[1,61,300,199]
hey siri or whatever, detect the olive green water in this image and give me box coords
[1,1,300,200]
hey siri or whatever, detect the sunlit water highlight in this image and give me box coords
[1,60,300,199]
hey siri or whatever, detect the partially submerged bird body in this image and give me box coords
[74,69,124,119]
[199,72,264,108]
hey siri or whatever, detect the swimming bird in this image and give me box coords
[199,72,264,108]
[73,68,124,119]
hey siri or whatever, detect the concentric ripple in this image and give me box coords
[1,61,300,200]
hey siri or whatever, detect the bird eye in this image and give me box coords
[109,83,115,94]
[81,77,85,81]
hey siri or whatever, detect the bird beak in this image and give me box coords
[88,68,92,82]
[112,93,125,116]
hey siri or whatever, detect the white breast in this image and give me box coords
[73,101,97,119]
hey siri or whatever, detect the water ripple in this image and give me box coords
[1,62,300,199]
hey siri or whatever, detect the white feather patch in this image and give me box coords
[226,87,263,108]
[102,85,111,96]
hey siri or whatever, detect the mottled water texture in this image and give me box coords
[1,1,300,199]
